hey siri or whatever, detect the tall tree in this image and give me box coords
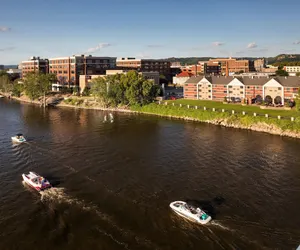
[90,71,160,107]
[23,72,55,106]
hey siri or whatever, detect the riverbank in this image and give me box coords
[131,103,300,139]
[3,93,300,139]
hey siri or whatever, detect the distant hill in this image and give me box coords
[165,54,300,66]
[3,65,18,69]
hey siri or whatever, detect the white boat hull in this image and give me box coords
[11,137,26,143]
[22,172,52,192]
[170,201,212,225]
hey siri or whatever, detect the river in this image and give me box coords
[0,98,299,250]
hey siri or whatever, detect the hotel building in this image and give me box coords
[184,75,300,105]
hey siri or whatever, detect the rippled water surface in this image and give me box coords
[0,98,300,250]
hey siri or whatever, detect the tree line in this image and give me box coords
[90,70,161,107]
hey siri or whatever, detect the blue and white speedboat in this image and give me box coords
[170,201,212,224]
[11,134,26,143]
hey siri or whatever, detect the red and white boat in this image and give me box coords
[22,172,52,192]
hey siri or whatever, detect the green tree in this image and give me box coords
[11,83,24,97]
[90,71,160,107]
[0,75,12,93]
[23,72,54,105]
[275,69,289,76]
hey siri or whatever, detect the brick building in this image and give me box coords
[208,58,251,76]
[49,55,116,86]
[21,56,49,78]
[116,58,171,76]
[184,76,300,104]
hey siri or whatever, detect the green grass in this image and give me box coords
[167,99,299,118]
[131,103,300,133]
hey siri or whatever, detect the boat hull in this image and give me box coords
[170,201,212,225]
[22,174,51,192]
[11,137,26,143]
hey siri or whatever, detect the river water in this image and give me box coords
[0,98,299,250]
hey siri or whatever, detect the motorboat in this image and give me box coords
[22,172,52,192]
[170,201,212,224]
[0,95,4,98]
[11,134,26,143]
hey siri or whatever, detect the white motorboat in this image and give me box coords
[22,172,52,192]
[0,95,4,98]
[11,134,26,143]
[170,201,212,224]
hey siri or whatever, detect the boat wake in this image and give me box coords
[210,220,233,231]
[39,187,161,249]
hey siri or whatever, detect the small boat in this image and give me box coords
[0,95,4,98]
[22,172,52,192]
[170,201,212,224]
[11,134,26,143]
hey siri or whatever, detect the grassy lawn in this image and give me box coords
[132,103,300,133]
[166,99,299,118]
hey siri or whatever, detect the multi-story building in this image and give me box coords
[204,61,221,75]
[181,63,205,75]
[21,56,49,78]
[209,58,251,76]
[254,58,265,72]
[184,75,300,105]
[116,58,171,76]
[284,66,300,76]
[49,55,116,86]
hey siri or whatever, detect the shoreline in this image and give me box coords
[3,94,300,139]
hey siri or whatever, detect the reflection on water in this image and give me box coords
[0,98,300,250]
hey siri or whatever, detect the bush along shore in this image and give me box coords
[131,102,300,139]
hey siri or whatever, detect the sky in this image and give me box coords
[1,0,300,64]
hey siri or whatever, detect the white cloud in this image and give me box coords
[0,26,11,32]
[86,43,111,53]
[293,40,300,45]
[212,41,225,46]
[247,42,257,49]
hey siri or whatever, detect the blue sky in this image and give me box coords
[1,0,300,64]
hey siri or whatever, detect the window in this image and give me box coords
[279,87,283,90]
[229,85,232,88]
[223,91,227,93]
[247,86,250,89]
[229,91,232,93]
[240,91,243,94]
[63,71,67,74]
[256,86,259,89]
[240,86,243,89]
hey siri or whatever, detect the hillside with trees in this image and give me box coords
[165,54,300,66]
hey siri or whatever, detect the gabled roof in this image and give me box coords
[242,77,267,86]
[276,76,300,87]
[176,71,194,77]
[184,76,203,84]
[211,76,234,85]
